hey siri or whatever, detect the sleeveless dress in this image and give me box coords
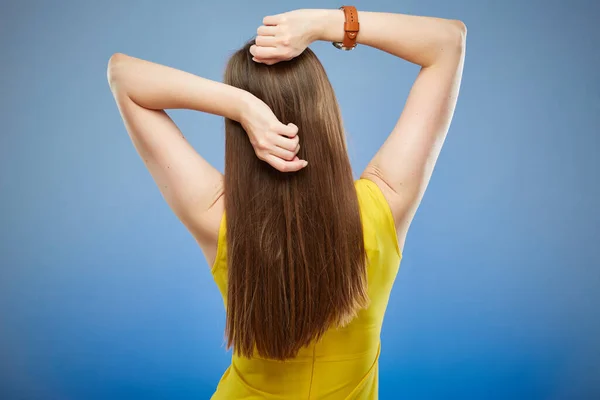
[210,178,402,399]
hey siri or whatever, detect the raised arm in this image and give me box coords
[107,53,305,256]
[252,9,466,252]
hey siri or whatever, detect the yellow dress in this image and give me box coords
[210,178,402,399]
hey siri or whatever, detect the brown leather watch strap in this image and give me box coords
[341,6,359,49]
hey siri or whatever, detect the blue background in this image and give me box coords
[1,0,599,399]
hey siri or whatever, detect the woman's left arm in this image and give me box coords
[107,53,305,244]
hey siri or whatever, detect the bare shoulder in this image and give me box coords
[360,169,411,253]
[190,191,225,269]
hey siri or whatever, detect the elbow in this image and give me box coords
[106,52,129,91]
[448,20,467,53]
[450,20,467,36]
[432,20,466,64]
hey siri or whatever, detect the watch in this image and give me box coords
[332,6,360,51]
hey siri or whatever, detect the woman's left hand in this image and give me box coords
[250,9,320,65]
[241,96,308,172]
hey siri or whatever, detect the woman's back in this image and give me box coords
[211,179,402,399]
[108,5,464,399]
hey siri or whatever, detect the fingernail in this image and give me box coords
[303,161,308,167]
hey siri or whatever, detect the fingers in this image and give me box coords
[262,15,281,26]
[250,45,279,59]
[274,133,299,152]
[252,23,290,65]
[255,35,277,48]
[264,154,308,173]
[256,132,299,161]
[252,57,279,65]
[279,123,299,138]
[270,145,298,162]
[257,25,277,36]
[252,122,305,172]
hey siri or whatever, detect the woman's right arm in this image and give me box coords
[252,9,466,252]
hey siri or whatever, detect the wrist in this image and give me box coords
[312,9,345,43]
[238,91,259,125]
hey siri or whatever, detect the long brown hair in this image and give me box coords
[223,40,368,360]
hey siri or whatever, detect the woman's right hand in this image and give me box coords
[240,95,307,172]
[250,9,323,65]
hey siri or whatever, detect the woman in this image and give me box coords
[107,7,466,399]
